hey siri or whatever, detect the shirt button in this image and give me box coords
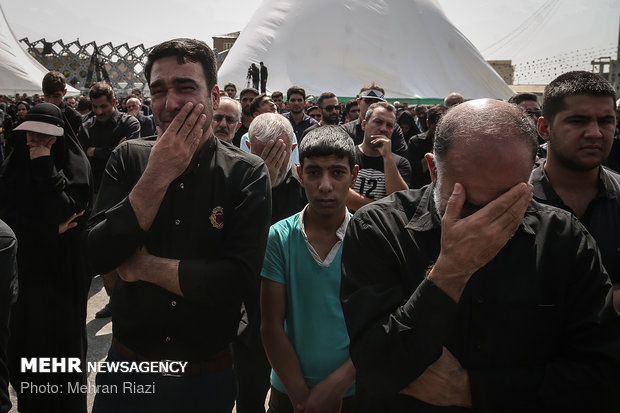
[180,183,184,189]
[171,301,177,307]
[165,336,171,343]
[175,219,181,225]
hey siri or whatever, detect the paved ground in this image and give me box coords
[8,275,265,412]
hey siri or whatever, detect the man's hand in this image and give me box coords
[58,210,85,234]
[116,247,149,283]
[28,136,56,160]
[298,379,343,413]
[86,147,95,157]
[429,182,532,302]
[370,135,392,158]
[260,139,288,186]
[400,347,472,408]
[145,102,207,185]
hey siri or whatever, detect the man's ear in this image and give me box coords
[62,89,67,97]
[350,164,359,188]
[297,165,304,186]
[361,119,366,131]
[426,153,438,184]
[234,121,242,134]
[212,86,221,110]
[537,116,551,142]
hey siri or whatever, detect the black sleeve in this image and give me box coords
[85,142,149,274]
[0,220,17,413]
[468,218,620,412]
[390,124,408,157]
[396,155,412,187]
[341,210,459,398]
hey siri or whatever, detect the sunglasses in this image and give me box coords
[323,104,340,112]
[213,114,237,124]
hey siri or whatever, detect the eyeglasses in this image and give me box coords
[323,104,340,112]
[526,110,542,118]
[213,114,237,124]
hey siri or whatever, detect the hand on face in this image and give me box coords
[370,135,392,158]
[260,139,289,186]
[430,182,533,301]
[27,132,56,160]
[148,102,207,184]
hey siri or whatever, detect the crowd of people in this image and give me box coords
[1,37,620,413]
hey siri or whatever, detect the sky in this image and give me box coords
[1,0,618,84]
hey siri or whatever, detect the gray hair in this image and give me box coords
[364,101,396,122]
[433,99,538,176]
[218,96,242,122]
[248,113,295,146]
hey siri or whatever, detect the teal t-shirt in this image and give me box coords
[261,212,354,397]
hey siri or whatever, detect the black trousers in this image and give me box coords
[232,330,271,413]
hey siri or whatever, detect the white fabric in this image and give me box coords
[217,0,514,100]
[0,6,80,96]
[299,205,350,268]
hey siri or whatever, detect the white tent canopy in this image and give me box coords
[218,0,513,100]
[0,5,79,96]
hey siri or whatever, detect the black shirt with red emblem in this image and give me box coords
[86,135,271,361]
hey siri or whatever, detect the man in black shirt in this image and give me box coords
[341,99,620,412]
[531,71,619,310]
[87,38,271,413]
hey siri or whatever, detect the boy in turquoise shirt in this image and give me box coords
[261,126,359,413]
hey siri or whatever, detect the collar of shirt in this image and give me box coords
[531,163,618,203]
[299,204,350,268]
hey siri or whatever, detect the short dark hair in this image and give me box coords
[300,126,356,170]
[542,71,616,123]
[427,104,448,126]
[287,86,306,101]
[42,71,66,95]
[508,92,538,106]
[89,82,115,103]
[77,96,91,112]
[344,99,358,114]
[240,87,259,98]
[359,82,384,95]
[317,92,337,108]
[249,93,268,115]
[271,91,283,99]
[145,38,217,92]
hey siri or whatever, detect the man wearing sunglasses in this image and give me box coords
[302,92,341,140]
[342,82,408,157]
[212,97,242,144]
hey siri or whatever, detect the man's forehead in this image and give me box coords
[303,155,350,169]
[216,101,239,115]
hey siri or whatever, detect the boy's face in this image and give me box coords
[299,155,358,216]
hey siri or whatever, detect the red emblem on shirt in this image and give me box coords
[209,206,224,229]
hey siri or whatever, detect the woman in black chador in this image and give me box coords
[0,103,92,413]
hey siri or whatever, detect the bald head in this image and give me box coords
[434,99,538,167]
[126,97,142,116]
[430,99,538,216]
[444,92,464,107]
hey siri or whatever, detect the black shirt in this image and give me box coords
[530,164,620,284]
[86,135,271,361]
[341,185,620,412]
[406,131,433,189]
[77,110,141,190]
